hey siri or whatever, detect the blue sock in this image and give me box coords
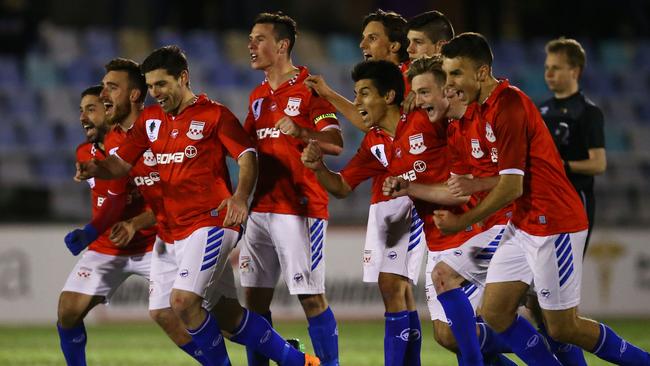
[187,311,231,366]
[404,310,422,366]
[498,315,561,366]
[245,311,272,366]
[57,322,87,366]
[538,322,587,366]
[384,311,409,366]
[591,323,650,365]
[230,308,305,366]
[437,288,483,366]
[179,341,210,365]
[307,306,339,366]
[477,322,517,366]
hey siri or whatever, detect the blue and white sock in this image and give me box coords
[591,323,650,365]
[187,311,231,366]
[245,311,272,366]
[477,322,517,366]
[437,288,483,366]
[179,340,210,365]
[384,311,409,366]
[404,310,422,366]
[57,322,87,366]
[231,308,305,366]
[538,322,586,366]
[498,315,561,366]
[308,306,339,366]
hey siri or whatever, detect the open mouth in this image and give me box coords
[250,53,258,62]
[103,102,114,114]
[157,98,168,108]
[363,52,372,61]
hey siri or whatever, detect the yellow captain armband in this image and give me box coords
[313,113,337,125]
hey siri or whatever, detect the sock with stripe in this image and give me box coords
[179,340,210,365]
[591,323,650,365]
[57,322,87,366]
[498,315,561,366]
[437,287,483,366]
[245,311,272,366]
[477,322,517,366]
[404,310,422,366]
[187,310,231,366]
[307,306,339,366]
[383,311,409,366]
[230,308,305,366]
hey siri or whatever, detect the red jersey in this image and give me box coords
[339,127,393,205]
[389,110,478,251]
[76,142,153,256]
[116,94,255,240]
[105,126,172,243]
[244,66,340,219]
[478,80,588,235]
[447,103,513,229]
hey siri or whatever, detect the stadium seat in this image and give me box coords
[0,57,23,88]
[118,28,152,62]
[84,28,118,65]
[185,30,223,63]
[326,34,360,64]
[154,28,184,49]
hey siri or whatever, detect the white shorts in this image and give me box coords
[61,250,151,302]
[425,250,483,321]
[239,212,327,295]
[149,228,239,311]
[362,197,426,284]
[486,223,586,311]
[440,225,507,286]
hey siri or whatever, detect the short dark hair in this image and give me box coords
[441,32,493,67]
[81,84,103,98]
[254,12,298,55]
[407,56,446,87]
[104,58,147,103]
[141,45,189,84]
[362,9,409,63]
[546,37,586,75]
[351,60,405,106]
[407,11,454,44]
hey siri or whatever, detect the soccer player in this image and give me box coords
[405,10,455,61]
[539,37,606,249]
[75,45,321,366]
[241,12,343,366]
[305,9,409,132]
[435,32,650,365]
[383,56,516,366]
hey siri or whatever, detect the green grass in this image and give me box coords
[1,319,649,365]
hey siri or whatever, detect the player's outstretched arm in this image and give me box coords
[383,177,468,205]
[75,155,132,181]
[301,140,352,198]
[275,116,344,155]
[109,210,156,247]
[447,175,499,197]
[305,75,368,133]
[218,151,258,227]
[565,147,607,175]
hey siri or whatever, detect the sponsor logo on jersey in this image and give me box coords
[370,144,389,167]
[540,288,551,298]
[408,133,426,155]
[490,147,498,163]
[470,138,484,159]
[269,102,278,111]
[284,97,302,117]
[363,249,372,264]
[526,335,540,349]
[413,160,426,173]
[109,147,119,156]
[184,145,197,158]
[387,251,397,260]
[90,144,97,156]
[179,269,189,277]
[395,147,402,158]
[187,121,205,140]
[239,256,252,273]
[155,146,197,165]
[146,119,162,142]
[133,172,160,187]
[87,177,95,189]
[97,196,105,207]
[539,215,547,224]
[170,129,179,138]
[485,122,496,142]
[398,170,417,182]
[293,273,304,282]
[143,149,157,167]
[256,127,281,140]
[252,98,264,120]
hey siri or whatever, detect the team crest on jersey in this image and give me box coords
[490,147,498,163]
[413,160,427,173]
[90,144,97,156]
[371,144,389,167]
[284,97,301,117]
[409,133,426,155]
[485,122,496,142]
[187,121,205,140]
[143,149,157,167]
[146,119,162,142]
[252,98,264,120]
[471,138,484,159]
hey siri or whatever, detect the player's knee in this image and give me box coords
[433,321,458,352]
[545,321,579,344]
[431,263,462,293]
[149,309,172,327]
[298,294,327,316]
[57,295,85,327]
[170,292,201,321]
[480,306,512,333]
[378,275,407,302]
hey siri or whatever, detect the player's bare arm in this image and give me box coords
[447,175,499,197]
[109,210,156,247]
[275,116,344,155]
[434,174,523,234]
[384,176,468,205]
[218,151,258,227]
[565,147,607,175]
[75,155,132,181]
[305,75,368,133]
[301,140,352,198]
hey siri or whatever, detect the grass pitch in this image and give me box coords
[1,319,649,365]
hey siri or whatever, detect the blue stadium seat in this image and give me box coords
[185,31,222,63]
[155,29,184,49]
[26,53,60,89]
[600,40,634,72]
[326,35,360,64]
[84,28,118,65]
[0,57,23,88]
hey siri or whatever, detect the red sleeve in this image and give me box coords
[243,102,256,136]
[494,92,527,175]
[76,144,92,162]
[114,113,151,166]
[339,140,386,190]
[217,106,256,159]
[309,96,339,131]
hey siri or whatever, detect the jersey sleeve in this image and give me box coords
[584,106,605,149]
[339,140,386,190]
[217,106,256,160]
[494,92,527,175]
[243,99,256,136]
[309,95,340,131]
[76,144,92,163]
[114,114,150,166]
